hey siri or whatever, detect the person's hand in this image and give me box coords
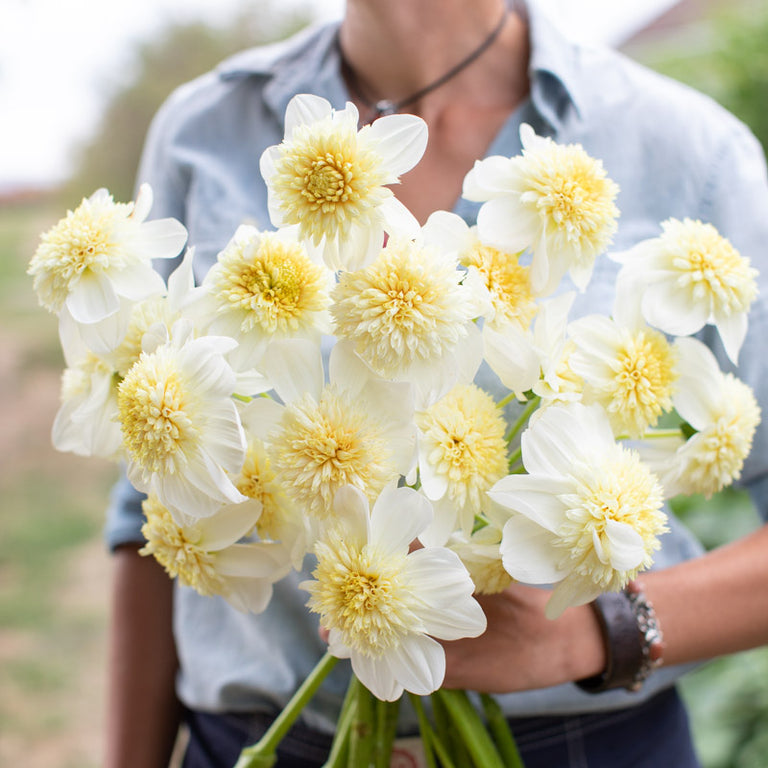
[440,583,606,693]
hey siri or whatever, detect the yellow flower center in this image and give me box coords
[28,197,131,313]
[235,445,289,540]
[117,350,197,473]
[307,533,410,657]
[303,156,352,206]
[461,243,537,329]
[139,496,225,596]
[681,374,760,498]
[605,328,678,437]
[522,140,619,259]
[271,121,387,244]
[416,384,508,512]
[271,387,395,519]
[557,450,666,591]
[660,219,757,314]
[211,233,329,335]
[332,241,469,376]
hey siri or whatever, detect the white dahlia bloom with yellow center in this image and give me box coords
[197,225,333,369]
[140,495,290,614]
[613,218,758,364]
[117,323,247,522]
[256,338,416,525]
[28,184,187,323]
[568,315,679,438]
[302,484,487,701]
[464,124,619,295]
[416,384,509,542]
[490,403,667,618]
[331,236,482,407]
[642,337,761,499]
[260,94,427,271]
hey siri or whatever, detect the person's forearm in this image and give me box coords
[105,544,181,768]
[643,523,768,667]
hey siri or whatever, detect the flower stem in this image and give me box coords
[234,652,338,768]
[409,694,460,768]
[433,689,506,768]
[479,693,525,768]
[505,395,540,445]
[348,678,375,768]
[373,697,400,768]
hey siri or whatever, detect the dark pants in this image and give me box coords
[181,686,701,768]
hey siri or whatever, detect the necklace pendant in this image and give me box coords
[375,99,397,116]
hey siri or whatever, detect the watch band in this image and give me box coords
[576,584,664,693]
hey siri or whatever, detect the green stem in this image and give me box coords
[409,695,439,768]
[234,652,339,768]
[635,427,684,440]
[322,672,361,768]
[504,396,541,445]
[232,393,253,403]
[433,690,506,768]
[479,693,525,768]
[373,697,400,768]
[348,679,375,768]
[496,391,517,411]
[431,692,472,767]
[507,446,522,470]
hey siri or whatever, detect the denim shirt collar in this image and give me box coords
[215,0,585,132]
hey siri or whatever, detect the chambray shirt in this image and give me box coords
[106,0,768,729]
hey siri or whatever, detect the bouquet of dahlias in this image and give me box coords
[29,94,760,768]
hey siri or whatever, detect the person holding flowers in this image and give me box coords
[55,0,768,766]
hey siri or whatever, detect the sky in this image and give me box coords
[0,0,678,192]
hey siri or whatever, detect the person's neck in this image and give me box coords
[338,0,529,123]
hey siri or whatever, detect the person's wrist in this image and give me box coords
[575,581,664,693]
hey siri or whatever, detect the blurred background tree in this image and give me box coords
[60,1,315,204]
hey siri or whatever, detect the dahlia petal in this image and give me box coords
[351,652,404,702]
[366,113,428,177]
[66,270,120,323]
[463,156,517,200]
[604,520,646,572]
[489,475,570,532]
[417,494,459,548]
[476,197,534,253]
[383,633,446,696]
[405,549,486,639]
[284,93,333,136]
[714,308,748,366]
[133,217,188,259]
[641,280,708,337]
[500,515,569,583]
[546,575,604,619]
[197,501,263,551]
[379,195,421,240]
[110,262,166,302]
[131,183,153,222]
[672,337,722,427]
[482,323,540,394]
[224,577,275,614]
[215,542,288,579]
[370,485,431,555]
[259,337,324,404]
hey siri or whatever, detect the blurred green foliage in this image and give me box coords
[61,1,315,205]
[630,0,768,155]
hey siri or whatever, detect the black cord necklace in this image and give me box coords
[341,7,509,120]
